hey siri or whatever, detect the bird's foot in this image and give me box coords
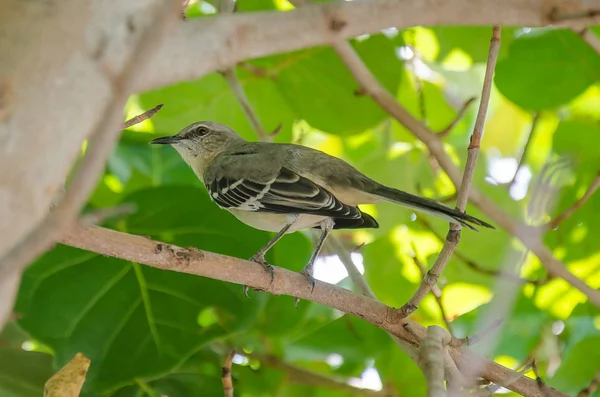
[250,254,275,282]
[294,264,316,308]
[243,254,275,298]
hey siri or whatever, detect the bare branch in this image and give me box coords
[508,112,540,187]
[411,246,454,335]
[328,235,374,297]
[79,204,137,226]
[578,369,600,397]
[58,224,567,397]
[222,349,236,397]
[122,104,164,129]
[399,26,502,319]
[545,172,600,231]
[215,0,270,142]
[438,97,476,138]
[531,360,550,397]
[450,318,503,347]
[0,2,180,280]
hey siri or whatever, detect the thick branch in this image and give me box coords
[0,0,179,278]
[58,224,566,397]
[135,0,600,94]
[0,2,179,280]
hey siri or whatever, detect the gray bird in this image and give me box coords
[150,121,493,296]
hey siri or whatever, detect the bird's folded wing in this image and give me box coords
[207,167,361,219]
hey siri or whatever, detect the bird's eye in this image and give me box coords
[196,126,210,136]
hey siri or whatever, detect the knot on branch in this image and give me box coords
[329,17,347,32]
[155,243,204,269]
[446,229,461,243]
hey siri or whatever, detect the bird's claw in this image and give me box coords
[301,268,316,293]
[243,285,250,299]
[250,254,275,283]
[294,268,316,308]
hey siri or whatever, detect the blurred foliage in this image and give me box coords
[3,11,600,397]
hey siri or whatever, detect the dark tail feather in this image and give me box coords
[372,185,495,231]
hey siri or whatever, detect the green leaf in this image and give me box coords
[549,336,600,396]
[495,28,600,110]
[431,26,516,63]
[274,34,403,135]
[0,349,52,397]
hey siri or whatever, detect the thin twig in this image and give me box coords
[219,68,270,141]
[578,27,600,55]
[79,204,138,226]
[327,235,374,297]
[578,369,600,397]
[122,104,164,129]
[0,1,180,280]
[508,112,540,187]
[222,349,236,397]
[215,0,270,142]
[438,97,476,138]
[398,26,502,320]
[545,172,600,231]
[450,318,503,347]
[531,360,550,397]
[410,244,454,335]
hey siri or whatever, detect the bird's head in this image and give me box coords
[150,121,245,175]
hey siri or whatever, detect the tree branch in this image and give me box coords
[578,369,600,397]
[135,0,600,94]
[222,349,236,397]
[509,112,540,187]
[0,2,180,280]
[438,97,476,138]
[399,26,502,319]
[545,172,600,231]
[58,224,567,397]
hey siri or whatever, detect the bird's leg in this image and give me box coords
[244,215,298,297]
[295,218,334,307]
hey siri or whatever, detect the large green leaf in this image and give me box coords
[264,34,403,135]
[0,349,52,397]
[495,28,600,110]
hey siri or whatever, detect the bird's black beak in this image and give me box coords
[149,135,180,145]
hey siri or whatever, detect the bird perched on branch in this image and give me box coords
[150,122,494,298]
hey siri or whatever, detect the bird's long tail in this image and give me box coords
[371,184,494,231]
